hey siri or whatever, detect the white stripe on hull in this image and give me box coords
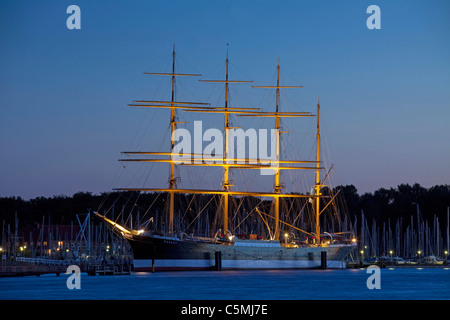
[133,259,346,270]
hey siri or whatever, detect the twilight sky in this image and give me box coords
[1,0,449,199]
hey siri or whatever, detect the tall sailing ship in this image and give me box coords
[96,47,356,271]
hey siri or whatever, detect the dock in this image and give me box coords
[0,264,68,277]
[346,261,449,269]
[86,264,131,276]
[0,257,132,277]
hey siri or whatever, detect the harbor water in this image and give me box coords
[1,267,449,300]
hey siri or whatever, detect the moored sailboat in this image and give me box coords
[96,47,356,271]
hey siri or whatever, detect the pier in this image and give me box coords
[0,258,132,277]
[0,264,68,277]
[86,263,131,276]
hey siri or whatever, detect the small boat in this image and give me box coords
[379,256,406,265]
[404,258,418,265]
[421,255,444,265]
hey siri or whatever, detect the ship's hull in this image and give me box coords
[126,234,355,271]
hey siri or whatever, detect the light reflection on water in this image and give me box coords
[0,268,449,300]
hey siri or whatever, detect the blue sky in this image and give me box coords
[1,0,449,199]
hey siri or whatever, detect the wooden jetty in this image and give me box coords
[0,257,132,277]
[86,264,131,276]
[0,264,68,277]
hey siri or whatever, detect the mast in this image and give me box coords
[274,62,281,240]
[223,49,230,236]
[315,98,321,243]
[198,48,253,236]
[135,46,203,235]
[169,45,176,235]
[251,61,304,240]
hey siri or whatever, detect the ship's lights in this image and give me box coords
[137,229,145,235]
[351,238,357,243]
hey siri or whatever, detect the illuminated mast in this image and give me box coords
[252,61,304,240]
[223,50,231,235]
[199,49,253,236]
[123,46,205,235]
[315,98,321,244]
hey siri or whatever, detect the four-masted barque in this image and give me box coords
[96,47,356,271]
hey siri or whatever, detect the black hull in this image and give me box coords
[126,234,355,271]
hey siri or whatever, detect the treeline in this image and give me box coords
[0,191,164,228]
[1,183,449,232]
[339,183,450,228]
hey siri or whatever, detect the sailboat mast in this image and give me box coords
[315,99,321,243]
[169,46,176,235]
[223,50,230,236]
[274,62,281,240]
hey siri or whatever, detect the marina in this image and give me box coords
[2,197,449,275]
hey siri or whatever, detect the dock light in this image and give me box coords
[19,247,24,251]
[360,250,364,255]
[284,233,290,244]
[351,238,357,243]
[389,250,393,255]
